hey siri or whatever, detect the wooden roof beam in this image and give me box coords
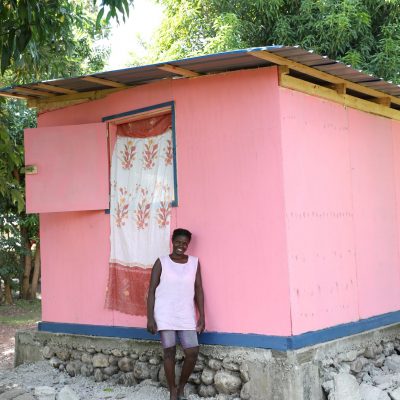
[250,50,400,107]
[27,87,127,111]
[333,83,346,95]
[324,83,347,95]
[32,83,78,94]
[158,64,200,78]
[81,76,127,88]
[13,87,55,97]
[280,73,400,122]
[0,91,31,100]
[372,96,391,107]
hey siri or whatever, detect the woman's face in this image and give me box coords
[172,235,190,256]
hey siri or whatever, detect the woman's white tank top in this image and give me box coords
[154,255,198,331]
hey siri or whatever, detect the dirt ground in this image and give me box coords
[0,300,41,370]
[0,323,36,370]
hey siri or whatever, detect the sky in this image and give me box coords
[105,0,164,70]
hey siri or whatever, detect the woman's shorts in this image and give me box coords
[159,330,198,349]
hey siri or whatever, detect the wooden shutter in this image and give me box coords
[24,123,109,213]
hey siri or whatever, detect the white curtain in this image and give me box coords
[105,114,174,316]
[109,129,174,269]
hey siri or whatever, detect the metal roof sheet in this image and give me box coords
[1,45,400,101]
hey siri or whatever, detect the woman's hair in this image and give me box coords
[172,228,192,241]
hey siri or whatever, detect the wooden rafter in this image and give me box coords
[279,74,400,122]
[31,83,78,94]
[0,91,31,100]
[278,65,290,76]
[158,64,200,78]
[13,87,55,97]
[333,83,346,95]
[27,87,127,112]
[250,50,400,107]
[372,97,391,107]
[81,76,127,88]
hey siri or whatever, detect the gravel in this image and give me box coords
[0,361,211,400]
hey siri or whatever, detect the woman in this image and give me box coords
[147,228,205,400]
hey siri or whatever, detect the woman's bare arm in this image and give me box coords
[147,258,161,334]
[195,261,205,333]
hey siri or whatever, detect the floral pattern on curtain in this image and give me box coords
[105,114,174,315]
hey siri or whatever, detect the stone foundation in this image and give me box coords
[15,323,400,399]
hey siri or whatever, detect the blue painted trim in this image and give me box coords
[38,310,400,351]
[200,331,288,351]
[289,310,400,350]
[102,101,174,122]
[39,322,160,341]
[104,209,110,214]
[102,101,179,207]
[38,322,287,350]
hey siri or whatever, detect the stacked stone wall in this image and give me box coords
[16,324,400,400]
[319,337,400,399]
[16,331,274,399]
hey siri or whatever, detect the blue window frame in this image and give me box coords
[103,101,178,207]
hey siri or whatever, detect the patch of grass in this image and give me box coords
[0,299,41,326]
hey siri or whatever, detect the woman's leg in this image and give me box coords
[177,346,199,397]
[177,331,200,398]
[163,346,178,400]
[160,331,178,400]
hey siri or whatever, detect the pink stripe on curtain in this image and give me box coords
[105,264,151,316]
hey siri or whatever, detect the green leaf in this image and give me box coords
[96,7,105,29]
[1,43,12,75]
[10,188,25,213]
[17,27,32,53]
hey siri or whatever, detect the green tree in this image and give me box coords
[0,0,132,75]
[147,0,400,83]
[0,0,132,303]
[0,100,37,302]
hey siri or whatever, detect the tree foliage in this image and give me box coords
[149,0,400,83]
[0,0,132,77]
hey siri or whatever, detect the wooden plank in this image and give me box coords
[32,83,78,94]
[13,87,55,97]
[0,91,30,100]
[81,76,127,88]
[108,107,172,124]
[333,83,346,95]
[280,74,400,122]
[27,87,127,111]
[278,65,290,75]
[372,97,391,107]
[250,50,400,107]
[34,99,91,114]
[158,64,200,78]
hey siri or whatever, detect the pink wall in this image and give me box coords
[36,67,292,336]
[280,88,400,334]
[350,110,400,319]
[40,211,113,325]
[32,69,400,337]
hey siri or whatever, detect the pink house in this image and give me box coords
[5,46,400,351]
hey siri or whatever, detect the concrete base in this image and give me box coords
[15,323,400,399]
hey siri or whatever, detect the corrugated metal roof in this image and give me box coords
[1,45,400,102]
